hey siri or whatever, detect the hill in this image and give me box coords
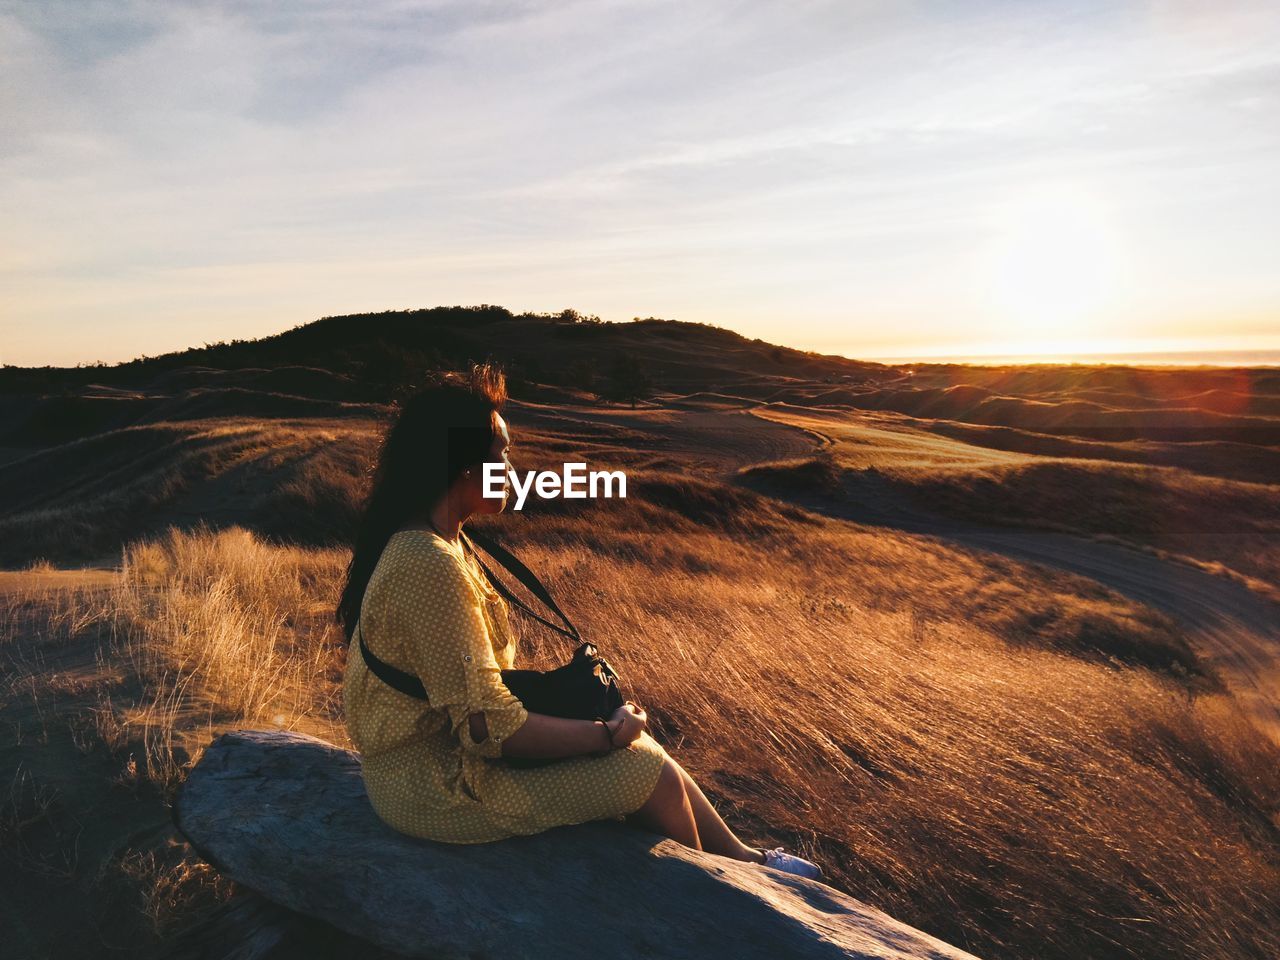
[2,307,1278,959]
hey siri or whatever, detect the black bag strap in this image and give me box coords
[357,620,427,700]
[459,526,583,645]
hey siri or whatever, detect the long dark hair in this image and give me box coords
[336,361,507,643]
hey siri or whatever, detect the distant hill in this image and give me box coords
[2,304,1277,573]
[0,305,895,402]
[3,303,1278,458]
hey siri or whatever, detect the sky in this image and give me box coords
[3,0,1278,367]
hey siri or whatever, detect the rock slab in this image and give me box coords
[174,729,982,960]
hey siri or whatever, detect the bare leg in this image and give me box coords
[629,732,764,863]
[626,752,701,850]
[673,759,766,863]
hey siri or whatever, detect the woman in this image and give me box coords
[337,361,822,879]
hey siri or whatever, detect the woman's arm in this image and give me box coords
[468,710,615,759]
[394,547,529,759]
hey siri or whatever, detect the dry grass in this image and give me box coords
[108,522,351,750]
[884,458,1280,599]
[503,521,1280,960]
[2,522,352,795]
[107,839,236,939]
[6,503,1278,959]
[7,339,1276,958]
[752,405,1280,605]
[0,417,378,565]
[0,525,355,955]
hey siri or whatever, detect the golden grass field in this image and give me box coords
[2,356,1279,960]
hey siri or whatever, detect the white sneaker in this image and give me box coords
[761,846,823,880]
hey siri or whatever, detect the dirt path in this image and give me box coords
[508,397,816,475]
[938,526,1280,740]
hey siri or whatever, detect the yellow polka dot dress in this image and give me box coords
[342,529,667,844]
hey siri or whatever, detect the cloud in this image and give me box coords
[3,0,1279,364]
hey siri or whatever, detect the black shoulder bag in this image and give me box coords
[355,525,626,768]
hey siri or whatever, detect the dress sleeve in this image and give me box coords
[399,545,529,759]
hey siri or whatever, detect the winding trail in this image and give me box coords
[508,397,816,474]
[931,525,1278,740]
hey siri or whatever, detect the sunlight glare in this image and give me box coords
[981,184,1124,342]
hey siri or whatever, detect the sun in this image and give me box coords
[980,184,1124,348]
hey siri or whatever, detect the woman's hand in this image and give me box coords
[607,701,647,749]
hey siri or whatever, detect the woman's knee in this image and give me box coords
[638,755,686,813]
